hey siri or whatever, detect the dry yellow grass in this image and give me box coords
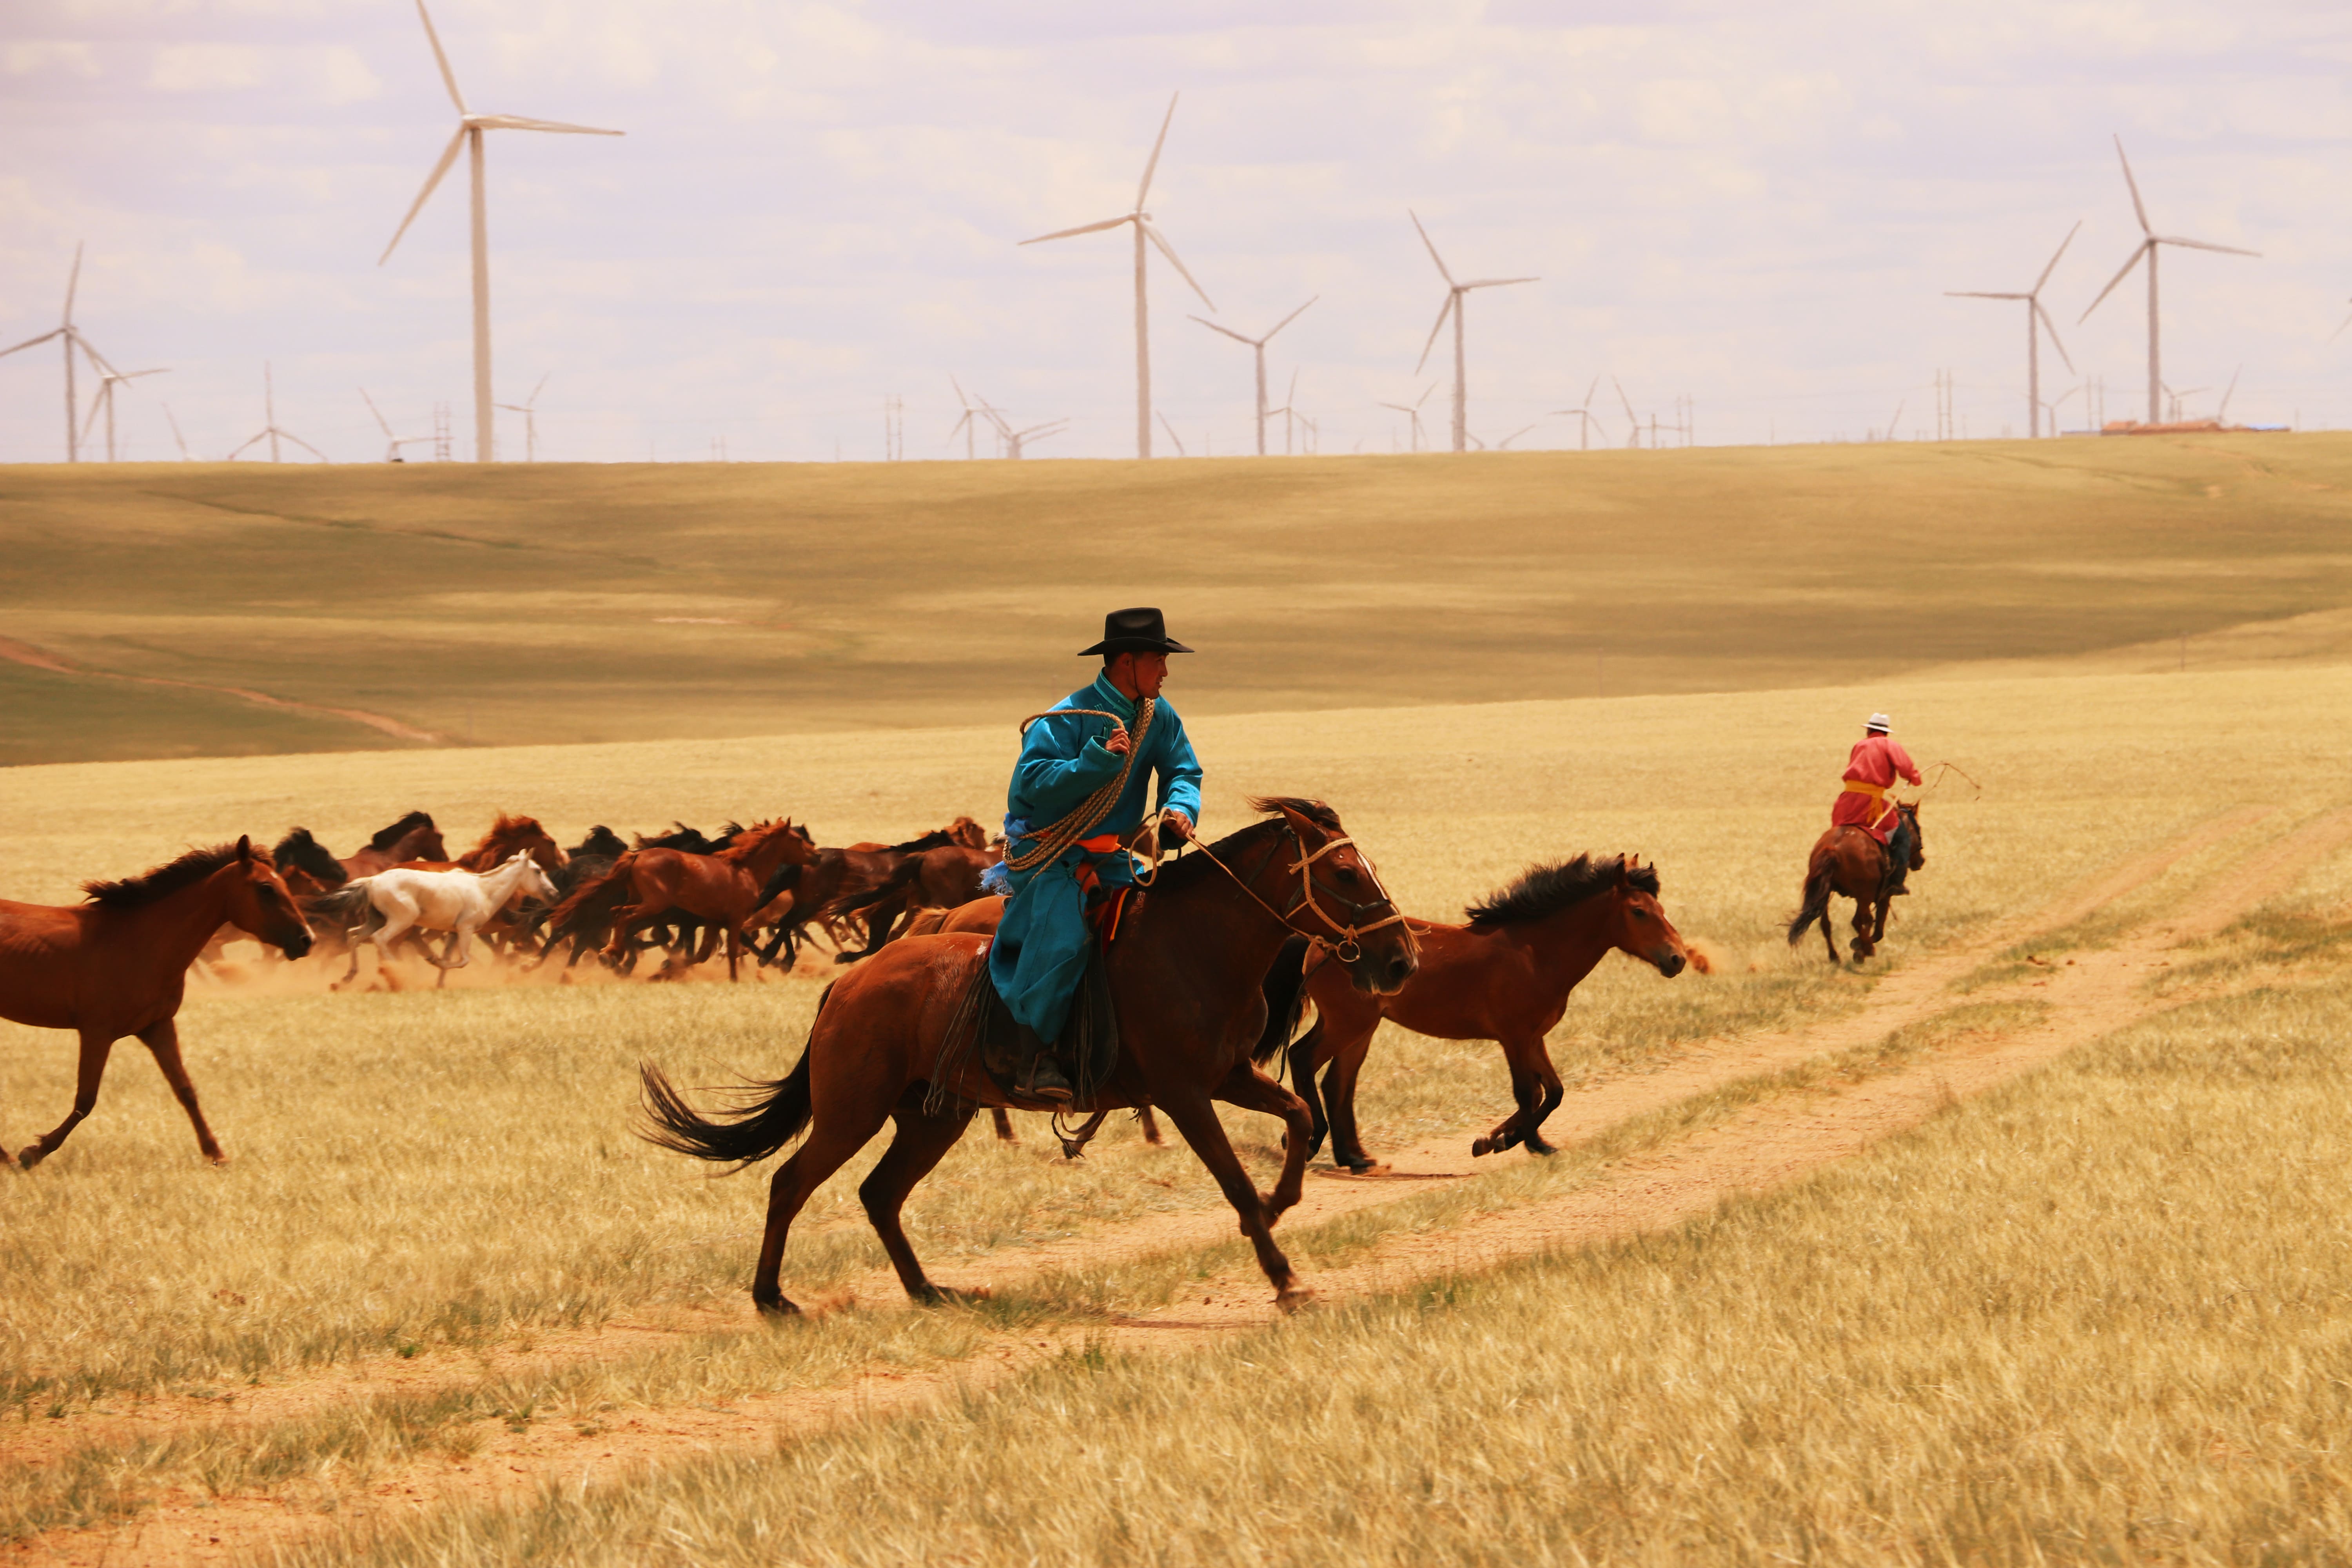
[5,659,2351,1557]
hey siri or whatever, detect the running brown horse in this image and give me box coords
[0,839,314,1168]
[825,843,1002,962]
[641,798,1417,1315]
[338,811,448,878]
[581,820,817,980]
[1275,854,1702,1173]
[1788,802,1925,964]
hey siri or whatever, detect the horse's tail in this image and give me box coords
[824,857,916,920]
[307,881,373,932]
[1787,857,1835,946]
[1250,934,1315,1068]
[638,1040,817,1169]
[546,853,635,934]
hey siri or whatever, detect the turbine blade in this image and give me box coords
[2035,301,2076,374]
[2332,305,2352,344]
[0,328,65,359]
[1142,223,1215,310]
[1413,293,1454,374]
[227,432,269,460]
[2033,219,2083,295]
[62,241,83,326]
[361,388,396,438]
[380,127,469,265]
[1461,276,1539,289]
[1613,376,1636,424]
[2114,135,2151,235]
[1945,291,2028,300]
[474,115,624,135]
[282,431,330,462]
[1136,91,1178,212]
[1156,412,1188,457]
[949,372,971,408]
[123,367,169,381]
[78,390,105,446]
[1582,374,1599,410]
[2078,242,2150,323]
[2158,236,2261,258]
[70,331,121,379]
[1263,295,1317,340]
[414,0,469,114]
[1408,210,1455,286]
[1018,214,1132,246]
[1189,314,1255,345]
[1285,368,1299,403]
[2219,364,2241,420]
[528,372,550,407]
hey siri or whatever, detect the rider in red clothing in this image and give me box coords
[1834,713,1921,894]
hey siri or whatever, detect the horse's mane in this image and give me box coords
[472,813,546,850]
[716,819,804,864]
[83,843,244,909]
[367,810,436,851]
[885,828,954,855]
[569,825,629,860]
[1465,855,1657,929]
[272,827,347,887]
[637,822,717,853]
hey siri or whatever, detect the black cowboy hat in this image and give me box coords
[1078,606,1194,657]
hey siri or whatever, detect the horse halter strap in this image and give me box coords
[1185,822,1407,964]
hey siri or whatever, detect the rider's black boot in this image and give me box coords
[1015,1023,1073,1103]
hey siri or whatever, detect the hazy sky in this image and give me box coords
[3,0,2348,463]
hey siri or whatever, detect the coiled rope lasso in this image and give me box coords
[1002,702,1157,877]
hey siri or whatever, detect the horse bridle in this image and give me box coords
[1152,813,1408,963]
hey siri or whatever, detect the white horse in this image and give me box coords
[323,853,557,989]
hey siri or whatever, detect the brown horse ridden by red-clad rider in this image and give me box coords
[559,820,817,981]
[1788,801,1925,965]
[641,798,1418,1316]
[1275,854,1703,1173]
[0,839,314,1168]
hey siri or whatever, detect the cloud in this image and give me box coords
[149,43,266,93]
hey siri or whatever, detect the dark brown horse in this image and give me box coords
[338,811,448,878]
[751,820,985,965]
[568,820,817,980]
[1788,802,1924,964]
[0,840,314,1168]
[641,799,1417,1315]
[825,844,1002,962]
[1277,855,1701,1172]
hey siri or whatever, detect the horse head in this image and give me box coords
[1607,856,1703,977]
[947,815,988,850]
[1898,802,1926,871]
[225,835,316,958]
[505,851,561,906]
[1256,797,1418,996]
[484,813,566,872]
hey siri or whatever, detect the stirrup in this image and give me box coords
[1020,1051,1074,1104]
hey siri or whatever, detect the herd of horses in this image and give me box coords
[0,792,1924,1314]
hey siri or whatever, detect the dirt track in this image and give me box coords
[7,804,2335,1567]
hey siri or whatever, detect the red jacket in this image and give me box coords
[1832,734,1920,841]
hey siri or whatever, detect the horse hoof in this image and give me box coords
[753,1296,802,1320]
[1274,1285,1316,1315]
[918,1284,991,1307]
[205,1152,232,1167]
[1525,1137,1557,1158]
[15,1145,46,1171]
[1470,1136,1495,1157]
[1345,1161,1376,1175]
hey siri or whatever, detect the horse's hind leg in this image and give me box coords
[990,1108,1018,1143]
[1136,1105,1163,1145]
[1156,1089,1308,1309]
[1474,1035,1559,1159]
[1820,898,1843,964]
[1211,1062,1317,1221]
[138,1018,226,1164]
[752,1104,891,1317]
[1321,1022,1383,1171]
[18,1030,118,1170]
[1512,1036,1569,1156]
[1283,1019,1331,1161]
[1849,898,1877,962]
[858,1091,979,1303]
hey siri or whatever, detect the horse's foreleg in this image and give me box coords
[1513,1036,1568,1156]
[1211,1062,1317,1221]
[137,1018,226,1164]
[1136,1105,1163,1145]
[858,1090,979,1302]
[1475,1036,1559,1160]
[1156,1089,1307,1309]
[18,1029,118,1169]
[1849,898,1877,962]
[990,1108,1018,1143]
[1283,1018,1331,1161]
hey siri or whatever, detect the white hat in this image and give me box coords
[1866,713,1891,733]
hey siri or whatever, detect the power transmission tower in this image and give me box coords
[432,402,454,461]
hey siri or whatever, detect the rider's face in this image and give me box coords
[1111,652,1169,699]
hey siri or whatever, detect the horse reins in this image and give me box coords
[1162,814,1408,963]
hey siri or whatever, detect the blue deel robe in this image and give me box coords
[986,671,1202,1043]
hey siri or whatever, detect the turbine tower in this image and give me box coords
[2079,136,2259,426]
[1019,92,1215,459]
[1410,212,1537,453]
[1946,221,2080,437]
[1189,297,1314,456]
[0,243,120,461]
[379,0,622,463]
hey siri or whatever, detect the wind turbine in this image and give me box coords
[79,366,168,461]
[1612,377,1642,449]
[1263,369,1306,456]
[1410,211,1537,453]
[361,388,435,462]
[0,243,120,461]
[947,376,988,459]
[495,372,550,460]
[1550,376,1603,450]
[1019,92,1214,458]
[378,0,622,463]
[2079,136,2260,426]
[1189,297,1315,456]
[1378,384,1437,452]
[229,364,327,462]
[1947,221,2080,438]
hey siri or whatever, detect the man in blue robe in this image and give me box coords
[985,607,1203,1102]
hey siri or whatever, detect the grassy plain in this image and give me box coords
[4,655,2352,1559]
[5,434,2352,762]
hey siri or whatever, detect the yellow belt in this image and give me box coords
[1841,780,1886,801]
